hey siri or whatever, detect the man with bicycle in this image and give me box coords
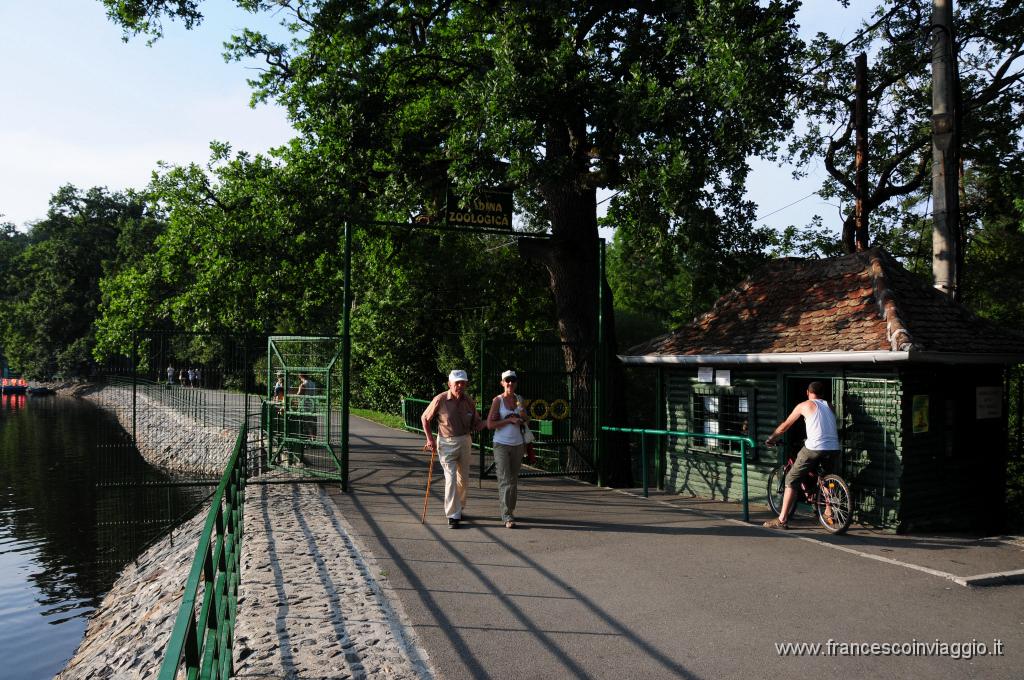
[763,381,840,529]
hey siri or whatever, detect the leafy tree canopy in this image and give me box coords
[100,1,805,481]
[100,0,803,309]
[786,0,1024,259]
[0,186,162,378]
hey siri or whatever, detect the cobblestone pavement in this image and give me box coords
[233,481,433,680]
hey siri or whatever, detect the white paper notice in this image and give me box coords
[976,386,1002,419]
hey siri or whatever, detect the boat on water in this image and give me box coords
[1,377,28,395]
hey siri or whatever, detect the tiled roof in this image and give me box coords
[626,247,1024,358]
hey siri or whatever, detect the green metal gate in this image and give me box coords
[842,377,901,528]
[478,340,598,481]
[264,336,345,481]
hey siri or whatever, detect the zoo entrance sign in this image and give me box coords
[445,188,513,229]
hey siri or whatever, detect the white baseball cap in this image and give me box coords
[501,370,517,380]
[449,369,469,383]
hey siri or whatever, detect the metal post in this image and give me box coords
[325,344,332,455]
[740,441,749,522]
[479,333,485,485]
[1017,368,1023,461]
[595,238,605,486]
[655,367,664,490]
[931,0,959,297]
[131,331,138,447]
[641,433,648,498]
[340,221,353,491]
[243,344,250,416]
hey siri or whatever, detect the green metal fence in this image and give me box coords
[400,396,433,435]
[158,419,251,680]
[478,339,598,481]
[264,336,346,483]
[401,395,484,437]
[602,425,756,521]
[103,374,253,435]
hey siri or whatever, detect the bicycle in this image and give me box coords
[766,446,853,534]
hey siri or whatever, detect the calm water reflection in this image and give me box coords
[0,395,208,679]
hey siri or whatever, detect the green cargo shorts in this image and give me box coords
[785,446,838,488]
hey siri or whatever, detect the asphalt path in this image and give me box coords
[324,416,1024,680]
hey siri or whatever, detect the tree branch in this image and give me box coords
[967,46,1024,110]
[823,104,857,197]
[868,145,930,208]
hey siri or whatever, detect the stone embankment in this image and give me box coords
[66,383,236,475]
[55,385,430,679]
[55,511,206,679]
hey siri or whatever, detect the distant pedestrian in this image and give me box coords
[188,367,196,388]
[167,364,175,384]
[180,368,189,387]
[194,367,202,388]
[273,373,285,402]
[296,373,318,436]
[421,370,486,529]
[297,373,317,401]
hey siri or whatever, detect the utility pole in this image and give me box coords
[931,0,959,298]
[853,52,870,252]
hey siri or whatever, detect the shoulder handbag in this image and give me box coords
[516,393,535,443]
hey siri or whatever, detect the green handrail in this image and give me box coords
[601,426,757,522]
[401,396,431,433]
[159,421,249,680]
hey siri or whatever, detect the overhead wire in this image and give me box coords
[755,190,821,221]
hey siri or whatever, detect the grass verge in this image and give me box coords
[350,408,406,431]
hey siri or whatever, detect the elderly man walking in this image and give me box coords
[422,370,486,529]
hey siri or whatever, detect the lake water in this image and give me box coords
[0,395,208,679]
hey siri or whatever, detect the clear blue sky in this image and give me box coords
[0,2,293,228]
[745,0,878,235]
[1,1,875,233]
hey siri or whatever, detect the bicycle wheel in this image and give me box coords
[816,474,853,534]
[766,464,787,517]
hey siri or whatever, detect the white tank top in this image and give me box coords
[493,396,525,446]
[804,399,839,450]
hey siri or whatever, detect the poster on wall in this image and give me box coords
[912,395,929,433]
[976,386,1002,419]
[697,367,713,383]
[715,369,731,386]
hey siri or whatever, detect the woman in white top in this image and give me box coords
[486,369,530,528]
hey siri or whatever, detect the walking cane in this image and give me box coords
[420,442,437,524]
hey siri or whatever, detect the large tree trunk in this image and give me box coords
[520,181,632,487]
[853,51,871,252]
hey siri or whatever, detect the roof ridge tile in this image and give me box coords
[866,249,914,351]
